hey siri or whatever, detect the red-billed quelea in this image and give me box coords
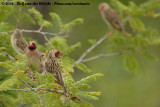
[26,41,41,68]
[99,3,127,36]
[11,29,28,54]
[45,49,67,93]
[37,53,48,74]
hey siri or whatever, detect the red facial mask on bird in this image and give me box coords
[55,50,62,57]
[29,43,34,47]
[58,52,62,55]
[99,6,104,11]
[28,42,37,50]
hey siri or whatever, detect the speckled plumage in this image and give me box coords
[11,29,28,54]
[45,50,67,93]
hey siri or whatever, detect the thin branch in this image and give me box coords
[10,89,31,91]
[43,34,55,49]
[36,26,55,49]
[1,51,17,62]
[7,29,64,36]
[10,88,64,94]
[123,16,131,23]
[76,35,108,64]
[75,16,131,65]
[37,26,43,32]
[19,78,35,91]
[81,48,140,63]
[18,79,64,94]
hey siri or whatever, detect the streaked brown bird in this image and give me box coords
[45,49,67,93]
[26,41,41,68]
[99,2,127,37]
[37,53,48,74]
[11,29,28,54]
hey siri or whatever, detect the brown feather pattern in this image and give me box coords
[45,50,67,93]
[11,29,28,54]
[100,3,127,37]
[16,39,28,51]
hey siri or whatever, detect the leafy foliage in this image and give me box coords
[0,0,160,106]
[0,1,101,107]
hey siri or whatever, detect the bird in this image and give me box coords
[11,29,28,54]
[45,49,67,93]
[99,2,127,37]
[37,53,48,75]
[26,41,41,68]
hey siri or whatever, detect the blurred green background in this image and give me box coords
[21,0,160,106]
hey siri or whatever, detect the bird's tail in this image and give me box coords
[61,83,68,93]
[56,79,68,94]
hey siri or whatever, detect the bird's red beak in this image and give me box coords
[29,43,34,47]
[58,52,62,55]
[99,6,103,11]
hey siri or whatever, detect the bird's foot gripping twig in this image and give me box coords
[105,29,114,37]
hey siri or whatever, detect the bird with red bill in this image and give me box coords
[45,49,67,93]
[99,2,127,37]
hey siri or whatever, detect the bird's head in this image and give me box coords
[40,53,46,62]
[50,49,62,58]
[28,41,37,50]
[13,29,22,38]
[99,3,110,11]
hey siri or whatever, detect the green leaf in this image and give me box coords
[131,0,160,16]
[0,22,14,31]
[76,84,91,90]
[50,12,63,28]
[150,38,160,46]
[21,13,36,25]
[84,92,101,96]
[0,47,6,50]
[75,73,103,86]
[111,0,131,16]
[129,18,145,31]
[63,18,83,33]
[0,76,17,91]
[0,61,14,69]
[0,6,15,22]
[123,54,138,72]
[42,20,52,28]
[88,39,96,45]
[141,50,158,61]
[60,57,74,72]
[75,91,99,100]
[28,7,52,27]
[69,42,81,52]
[28,7,43,26]
[75,63,91,73]
[50,37,70,54]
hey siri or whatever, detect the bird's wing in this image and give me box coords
[45,58,67,92]
[45,58,64,83]
[16,38,28,51]
[45,59,60,81]
[104,8,124,31]
[52,59,64,84]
